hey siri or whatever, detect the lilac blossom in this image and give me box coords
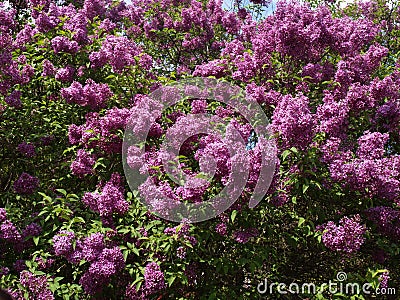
[70,149,96,177]
[20,271,54,300]
[13,173,39,195]
[143,262,166,295]
[320,215,366,254]
[82,173,129,216]
[17,142,36,158]
[232,228,259,243]
[270,94,314,150]
[5,90,22,108]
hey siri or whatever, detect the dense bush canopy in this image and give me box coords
[0,0,399,299]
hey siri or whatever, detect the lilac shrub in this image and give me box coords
[0,0,400,298]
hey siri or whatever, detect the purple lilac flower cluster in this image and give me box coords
[19,270,54,300]
[55,65,75,82]
[51,36,79,54]
[329,153,400,204]
[319,215,366,254]
[0,266,9,278]
[364,206,400,239]
[70,149,96,177]
[17,142,36,158]
[68,108,132,154]
[0,208,42,254]
[52,230,76,259]
[79,246,125,295]
[82,173,129,217]
[53,231,125,295]
[13,172,39,195]
[379,271,390,289]
[4,90,22,108]
[124,262,167,299]
[0,220,21,243]
[61,79,113,110]
[232,228,259,243]
[42,59,55,77]
[89,35,147,73]
[270,94,314,151]
[143,262,166,295]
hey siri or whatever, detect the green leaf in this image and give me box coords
[131,247,140,256]
[33,236,40,246]
[167,275,176,287]
[281,149,291,161]
[56,189,67,196]
[231,210,238,223]
[289,147,298,154]
[123,250,129,261]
